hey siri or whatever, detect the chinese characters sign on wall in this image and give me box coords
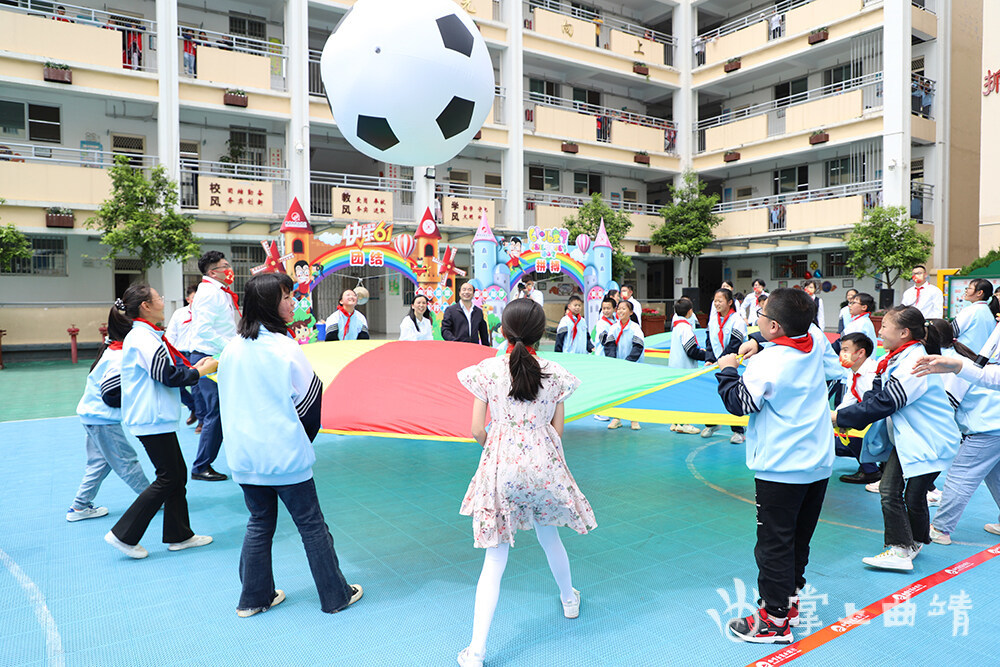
[985,69,1000,97]
[442,196,494,227]
[197,176,273,214]
[331,187,394,222]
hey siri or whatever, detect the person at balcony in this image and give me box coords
[743,279,769,322]
[840,292,878,352]
[620,284,641,326]
[442,282,490,346]
[803,279,825,331]
[833,307,961,572]
[693,37,706,67]
[106,284,217,560]
[554,295,592,354]
[182,29,197,76]
[702,288,747,444]
[455,299,595,667]
[952,279,996,353]
[519,278,544,307]
[837,288,860,335]
[604,300,644,431]
[833,333,883,486]
[716,289,834,644]
[901,265,943,320]
[218,272,362,618]
[67,301,151,524]
[668,297,704,436]
[53,5,73,22]
[768,12,782,40]
[399,294,434,342]
[189,250,240,483]
[166,284,201,428]
[324,289,369,341]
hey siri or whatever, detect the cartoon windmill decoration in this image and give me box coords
[251,240,295,275]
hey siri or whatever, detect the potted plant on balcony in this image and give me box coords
[808,27,829,45]
[43,62,72,84]
[634,150,650,165]
[561,141,579,154]
[810,129,830,145]
[473,130,483,140]
[634,242,651,253]
[633,61,649,76]
[724,57,741,73]
[224,89,248,107]
[46,206,75,228]
[723,151,741,162]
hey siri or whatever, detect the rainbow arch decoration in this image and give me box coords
[510,251,588,291]
[311,245,419,288]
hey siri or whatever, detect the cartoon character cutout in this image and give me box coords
[289,320,313,345]
[506,236,522,269]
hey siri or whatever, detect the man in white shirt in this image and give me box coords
[165,284,200,427]
[901,265,943,319]
[620,284,641,325]
[520,278,544,307]
[188,250,240,482]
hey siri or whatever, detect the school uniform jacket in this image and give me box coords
[836,343,961,478]
[219,326,323,486]
[750,324,844,383]
[841,313,877,346]
[668,315,702,369]
[121,320,201,436]
[593,316,617,357]
[324,308,369,341]
[189,276,239,355]
[837,305,851,334]
[952,300,995,353]
[77,348,124,425]
[938,350,1000,436]
[603,319,645,362]
[707,308,747,362]
[554,314,593,354]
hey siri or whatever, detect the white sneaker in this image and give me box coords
[104,530,148,559]
[985,523,1000,536]
[630,422,641,431]
[865,480,881,494]
[908,543,923,559]
[237,589,286,618]
[562,588,581,619]
[700,426,720,438]
[929,525,951,545]
[862,547,913,571]
[670,424,680,432]
[593,414,611,422]
[457,647,484,667]
[730,433,745,444]
[168,534,213,551]
[66,505,109,522]
[677,424,701,435]
[926,489,942,506]
[607,418,622,430]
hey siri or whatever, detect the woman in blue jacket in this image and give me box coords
[219,272,362,617]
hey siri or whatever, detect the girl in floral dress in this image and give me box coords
[456,298,597,667]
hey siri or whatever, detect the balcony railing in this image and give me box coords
[912,0,935,14]
[438,184,506,200]
[696,0,815,42]
[714,181,882,215]
[493,86,506,125]
[525,0,675,66]
[911,73,936,120]
[910,182,933,224]
[524,191,662,216]
[525,92,677,152]
[178,26,287,91]
[309,171,415,221]
[1,0,157,72]
[0,141,157,169]
[179,159,289,214]
[308,49,325,97]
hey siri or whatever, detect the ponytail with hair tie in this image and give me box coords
[114,298,126,312]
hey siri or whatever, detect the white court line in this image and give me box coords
[0,547,65,667]
[0,415,76,425]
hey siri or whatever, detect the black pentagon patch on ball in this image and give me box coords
[357,115,399,151]
[436,97,475,139]
[436,14,473,57]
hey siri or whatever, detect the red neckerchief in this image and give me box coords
[850,372,862,402]
[601,316,616,327]
[505,344,536,355]
[108,341,124,351]
[876,340,920,375]
[914,284,924,304]
[338,306,354,337]
[716,309,734,345]
[851,313,870,322]
[615,321,630,347]
[672,317,691,328]
[770,333,814,353]
[134,318,192,368]
[568,312,582,339]
[202,278,241,315]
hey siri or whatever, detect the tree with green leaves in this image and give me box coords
[651,171,721,285]
[845,205,933,289]
[562,192,634,281]
[0,197,33,271]
[86,155,199,268]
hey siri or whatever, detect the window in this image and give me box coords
[772,254,808,279]
[229,243,266,294]
[572,87,600,111]
[774,77,808,107]
[112,134,145,167]
[736,186,753,200]
[773,166,809,195]
[573,172,602,196]
[824,62,861,89]
[622,189,637,203]
[448,169,470,185]
[823,251,850,278]
[28,104,60,143]
[1,236,67,276]
[228,127,267,170]
[528,78,559,102]
[826,157,853,187]
[528,166,559,192]
[0,100,26,139]
[484,173,502,187]
[229,12,266,53]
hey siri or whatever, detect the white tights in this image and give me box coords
[467,521,575,656]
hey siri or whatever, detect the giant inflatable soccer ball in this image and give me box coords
[321,0,495,166]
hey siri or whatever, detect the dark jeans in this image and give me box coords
[189,351,222,474]
[754,477,828,616]
[834,436,879,474]
[179,386,195,413]
[183,350,206,422]
[238,478,353,613]
[112,432,194,545]
[880,447,939,548]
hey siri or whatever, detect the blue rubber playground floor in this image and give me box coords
[1,360,999,666]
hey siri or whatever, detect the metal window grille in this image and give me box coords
[229,243,266,294]
[2,235,67,276]
[772,254,808,280]
[823,252,850,278]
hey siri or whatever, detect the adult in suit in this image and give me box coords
[441,282,490,346]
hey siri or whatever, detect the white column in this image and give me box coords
[933,3,949,268]
[155,0,183,317]
[672,2,696,299]
[502,0,525,230]
[881,6,911,210]
[286,0,310,216]
[414,166,435,221]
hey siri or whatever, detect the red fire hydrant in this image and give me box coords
[68,325,80,364]
[99,323,108,339]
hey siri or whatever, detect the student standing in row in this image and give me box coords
[325,289,369,341]
[702,288,747,444]
[604,300,644,431]
[554,295,593,354]
[668,297,703,435]
[952,279,996,352]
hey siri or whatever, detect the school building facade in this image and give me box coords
[0,0,985,350]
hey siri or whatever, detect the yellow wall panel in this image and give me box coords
[0,162,110,206]
[911,5,938,39]
[716,208,768,238]
[786,0,861,37]
[705,115,768,153]
[785,90,863,134]
[785,195,863,232]
[0,13,121,69]
[196,46,271,90]
[705,22,767,66]
[533,8,597,49]
[911,115,937,144]
[608,30,663,66]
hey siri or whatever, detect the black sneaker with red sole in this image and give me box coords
[787,596,800,627]
[727,607,793,644]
